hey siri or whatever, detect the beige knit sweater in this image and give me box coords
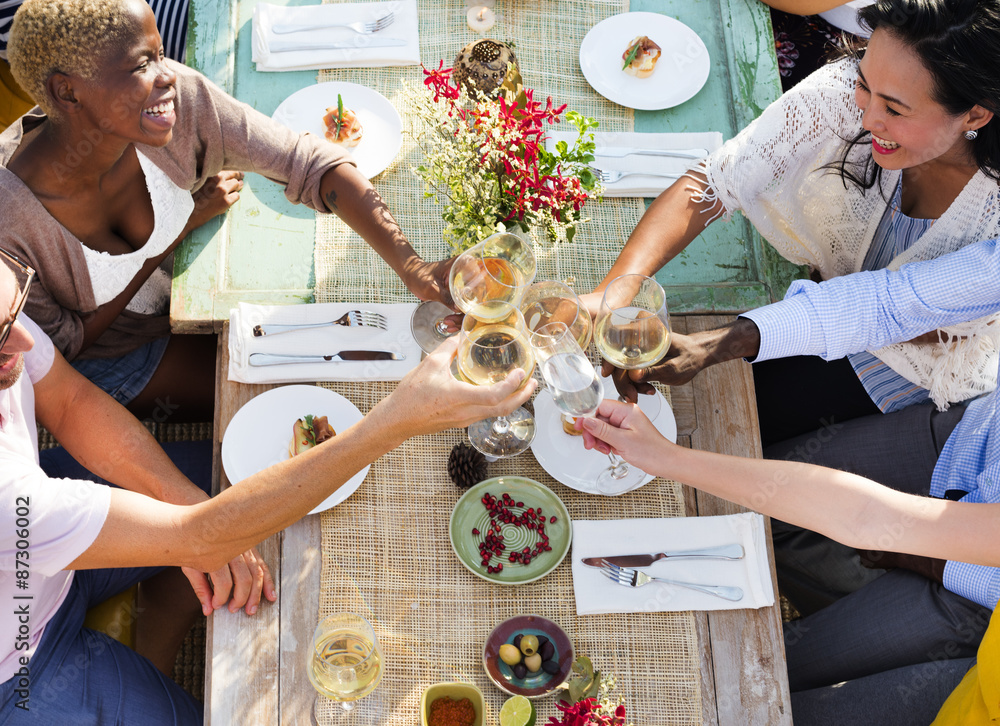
[0,60,353,360]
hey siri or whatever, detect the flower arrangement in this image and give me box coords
[546,657,632,726]
[402,60,600,251]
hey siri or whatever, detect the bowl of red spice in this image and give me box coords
[420,682,484,726]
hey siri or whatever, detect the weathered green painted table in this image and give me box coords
[173,0,802,332]
[186,1,794,724]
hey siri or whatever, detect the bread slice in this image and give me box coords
[622,35,662,79]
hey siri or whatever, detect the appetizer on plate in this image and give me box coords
[289,414,336,457]
[322,94,364,148]
[622,35,662,78]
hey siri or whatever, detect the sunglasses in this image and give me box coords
[0,248,34,352]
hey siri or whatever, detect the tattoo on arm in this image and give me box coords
[325,189,338,211]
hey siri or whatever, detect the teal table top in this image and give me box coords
[173,0,801,332]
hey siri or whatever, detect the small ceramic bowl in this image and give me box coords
[420,682,486,726]
[483,614,574,699]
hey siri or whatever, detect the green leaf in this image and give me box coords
[622,41,642,71]
[556,140,568,155]
[335,94,345,139]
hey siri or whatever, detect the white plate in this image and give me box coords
[579,12,710,111]
[271,81,403,179]
[530,375,677,495]
[221,385,369,514]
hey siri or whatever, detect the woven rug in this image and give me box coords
[309,4,701,723]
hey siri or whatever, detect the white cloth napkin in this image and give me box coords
[571,514,775,614]
[251,0,420,72]
[547,130,723,198]
[228,302,421,384]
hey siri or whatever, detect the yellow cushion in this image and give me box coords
[0,59,34,132]
[83,586,138,650]
[931,607,1000,725]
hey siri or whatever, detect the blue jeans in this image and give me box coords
[0,441,212,724]
[71,336,170,406]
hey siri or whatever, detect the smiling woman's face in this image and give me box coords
[74,0,178,147]
[854,28,974,171]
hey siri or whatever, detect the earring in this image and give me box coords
[965,129,979,141]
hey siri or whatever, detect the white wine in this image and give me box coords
[541,352,603,417]
[594,307,670,370]
[522,295,593,349]
[309,631,383,703]
[458,324,535,387]
[450,256,524,320]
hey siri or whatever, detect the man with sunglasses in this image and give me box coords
[0,247,535,724]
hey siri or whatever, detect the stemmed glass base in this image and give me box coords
[410,300,457,354]
[468,407,536,458]
[592,392,661,495]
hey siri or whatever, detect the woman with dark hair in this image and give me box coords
[587,0,1000,445]
[0,0,453,421]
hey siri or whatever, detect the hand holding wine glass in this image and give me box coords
[521,280,593,349]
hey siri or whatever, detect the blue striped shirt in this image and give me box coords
[0,0,187,61]
[847,181,932,413]
[742,238,1000,608]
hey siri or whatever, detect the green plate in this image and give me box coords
[449,477,572,585]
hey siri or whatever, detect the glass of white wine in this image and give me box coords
[449,232,537,322]
[520,280,593,349]
[593,274,671,493]
[308,613,383,713]
[458,303,537,458]
[530,322,603,422]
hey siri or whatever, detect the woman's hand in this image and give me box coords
[188,170,244,231]
[577,398,672,474]
[403,256,457,309]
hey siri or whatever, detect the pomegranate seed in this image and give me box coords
[550,516,557,523]
[472,528,480,535]
[516,501,524,507]
[496,564,503,572]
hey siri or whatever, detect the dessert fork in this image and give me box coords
[599,560,744,601]
[594,168,683,185]
[272,12,394,35]
[252,310,388,337]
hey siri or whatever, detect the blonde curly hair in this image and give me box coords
[8,0,142,116]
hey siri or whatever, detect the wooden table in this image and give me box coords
[205,315,791,725]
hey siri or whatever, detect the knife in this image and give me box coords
[595,147,708,160]
[581,544,744,568]
[249,351,404,366]
[268,38,408,53]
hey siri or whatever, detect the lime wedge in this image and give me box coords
[499,695,536,726]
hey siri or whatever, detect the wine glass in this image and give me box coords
[530,322,603,421]
[409,232,536,353]
[592,274,671,493]
[520,280,593,349]
[450,232,537,322]
[308,613,383,714]
[458,303,536,458]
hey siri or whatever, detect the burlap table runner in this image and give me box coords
[312,1,701,724]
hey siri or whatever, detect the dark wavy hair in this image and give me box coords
[830,0,1000,191]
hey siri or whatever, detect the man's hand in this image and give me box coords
[603,320,762,402]
[577,398,673,475]
[372,336,537,439]
[182,546,277,616]
[403,257,457,309]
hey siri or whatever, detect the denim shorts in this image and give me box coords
[71,336,170,405]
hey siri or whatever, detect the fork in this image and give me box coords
[271,12,395,35]
[594,168,683,185]
[252,310,388,337]
[599,560,744,601]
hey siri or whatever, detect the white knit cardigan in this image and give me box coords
[695,57,1000,409]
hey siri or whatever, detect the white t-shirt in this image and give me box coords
[0,317,111,683]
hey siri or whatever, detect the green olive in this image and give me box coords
[499,643,522,666]
[519,634,539,656]
[524,653,542,672]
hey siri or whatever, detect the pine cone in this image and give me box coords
[448,442,489,488]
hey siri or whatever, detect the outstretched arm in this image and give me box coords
[319,163,455,307]
[577,399,1000,569]
[68,337,536,573]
